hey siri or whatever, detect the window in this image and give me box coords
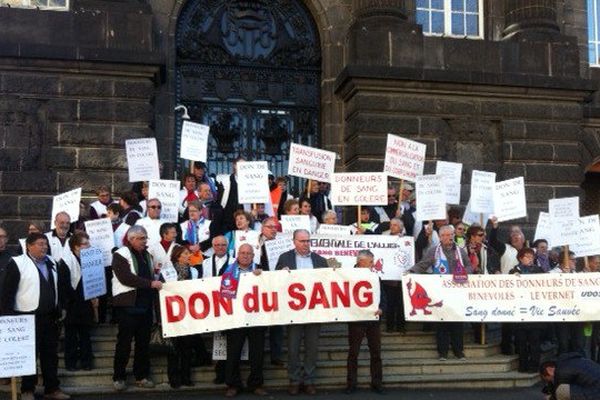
[416,0,483,39]
[589,0,600,66]
[0,0,68,10]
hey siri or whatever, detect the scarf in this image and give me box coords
[433,244,467,283]
[185,218,205,244]
[468,242,482,273]
[173,263,190,281]
[184,189,198,203]
[220,260,255,299]
[536,253,551,272]
[160,239,172,253]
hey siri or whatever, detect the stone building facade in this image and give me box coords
[0,0,598,238]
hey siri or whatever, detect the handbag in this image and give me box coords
[149,324,174,355]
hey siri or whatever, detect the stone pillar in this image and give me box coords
[503,0,560,39]
[353,0,407,19]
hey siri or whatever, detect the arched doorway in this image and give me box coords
[176,0,321,194]
[582,159,600,216]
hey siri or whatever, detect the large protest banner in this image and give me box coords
[415,175,446,222]
[288,143,336,183]
[469,170,496,214]
[237,161,270,204]
[148,180,180,223]
[180,121,209,162]
[402,273,600,322]
[84,218,114,266]
[126,138,160,182]
[383,134,426,181]
[80,247,107,300]
[51,188,82,229]
[493,177,527,222]
[330,173,387,206]
[0,315,36,378]
[435,161,462,205]
[160,268,380,337]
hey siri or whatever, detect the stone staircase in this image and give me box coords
[5,323,540,395]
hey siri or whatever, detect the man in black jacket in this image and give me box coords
[540,352,600,400]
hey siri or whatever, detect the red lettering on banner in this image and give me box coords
[262,292,279,312]
[166,295,186,322]
[243,286,260,313]
[189,292,210,319]
[308,282,331,309]
[288,283,307,310]
[353,281,373,306]
[212,291,233,317]
[330,281,351,307]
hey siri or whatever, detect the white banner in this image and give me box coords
[237,161,270,204]
[435,161,462,205]
[493,177,527,222]
[317,224,353,236]
[80,247,107,300]
[288,143,336,183]
[180,121,209,162]
[568,215,600,257]
[212,332,249,361]
[264,235,294,270]
[84,218,114,266]
[126,138,160,183]
[51,188,82,229]
[415,175,446,222]
[0,315,36,378]
[160,268,380,337]
[383,134,426,181]
[469,170,496,214]
[148,180,181,223]
[330,173,387,206]
[280,215,311,234]
[403,273,600,322]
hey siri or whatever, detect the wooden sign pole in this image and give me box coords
[397,180,405,214]
[306,179,312,199]
[11,377,17,400]
[357,205,362,231]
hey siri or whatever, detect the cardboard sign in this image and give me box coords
[237,161,271,204]
[126,138,160,182]
[80,247,107,300]
[317,224,353,236]
[51,188,82,229]
[570,215,600,257]
[330,173,387,206]
[288,143,336,183]
[212,331,249,361]
[469,170,496,214]
[415,175,446,222]
[549,197,580,247]
[534,212,552,245]
[280,215,311,234]
[180,121,209,162]
[549,197,580,220]
[435,161,462,205]
[383,134,426,181]
[264,235,295,270]
[148,180,180,223]
[493,177,527,222]
[0,315,36,378]
[84,218,115,266]
[462,198,490,227]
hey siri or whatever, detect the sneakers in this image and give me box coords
[438,354,448,361]
[135,378,155,389]
[43,390,71,400]
[113,380,127,391]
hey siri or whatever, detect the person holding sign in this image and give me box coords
[382,218,407,333]
[0,233,71,400]
[45,211,72,263]
[57,231,96,371]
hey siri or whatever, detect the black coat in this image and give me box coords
[275,249,329,270]
[58,259,95,326]
[550,352,600,400]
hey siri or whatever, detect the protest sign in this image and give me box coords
[0,315,36,378]
[549,197,580,220]
[435,161,462,205]
[212,332,248,361]
[160,268,380,337]
[403,273,600,322]
[280,215,311,234]
[462,198,490,227]
[51,188,82,229]
[264,235,295,270]
[469,170,496,214]
[330,173,387,206]
[84,218,114,266]
[160,264,178,282]
[237,161,270,204]
[534,212,552,245]
[80,247,107,300]
[180,121,209,162]
[493,177,527,222]
[288,143,336,183]
[148,180,180,223]
[415,175,446,222]
[549,197,580,247]
[567,215,600,257]
[383,134,426,181]
[126,138,160,182]
[317,224,353,236]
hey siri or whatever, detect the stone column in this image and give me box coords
[353,0,407,19]
[503,0,560,39]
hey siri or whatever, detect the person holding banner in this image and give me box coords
[45,211,72,263]
[58,231,96,371]
[0,233,71,400]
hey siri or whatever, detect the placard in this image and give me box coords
[533,212,552,245]
[264,235,295,270]
[549,197,580,247]
[51,188,82,229]
[212,331,249,361]
[435,161,462,205]
[317,224,353,236]
[462,199,490,227]
[160,264,178,282]
[237,161,270,204]
[415,175,446,222]
[383,134,426,181]
[84,218,115,266]
[180,121,209,162]
[80,247,107,300]
[288,143,336,183]
[330,173,387,206]
[0,315,36,378]
[570,215,600,257]
[469,170,496,214]
[148,180,180,223]
[126,138,160,183]
[493,177,527,222]
[549,197,580,220]
[280,215,311,234]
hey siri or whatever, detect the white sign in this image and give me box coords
[288,143,336,183]
[493,177,527,222]
[549,197,580,247]
[415,175,446,222]
[149,180,180,223]
[534,212,552,245]
[264,236,295,270]
[462,199,490,227]
[317,224,353,236]
[84,218,115,266]
[435,161,462,205]
[212,332,249,361]
[469,170,496,214]
[280,215,311,234]
[0,315,36,378]
[383,134,426,182]
[80,247,107,300]
[160,264,178,282]
[549,197,580,220]
[330,173,387,206]
[237,161,270,204]
[180,121,209,162]
[51,188,82,229]
[570,215,600,258]
[126,138,160,182]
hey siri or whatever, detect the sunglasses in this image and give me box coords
[148,205,162,209]
[476,233,485,237]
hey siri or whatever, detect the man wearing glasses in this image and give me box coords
[276,229,328,396]
[135,198,165,246]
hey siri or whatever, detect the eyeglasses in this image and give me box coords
[148,205,162,209]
